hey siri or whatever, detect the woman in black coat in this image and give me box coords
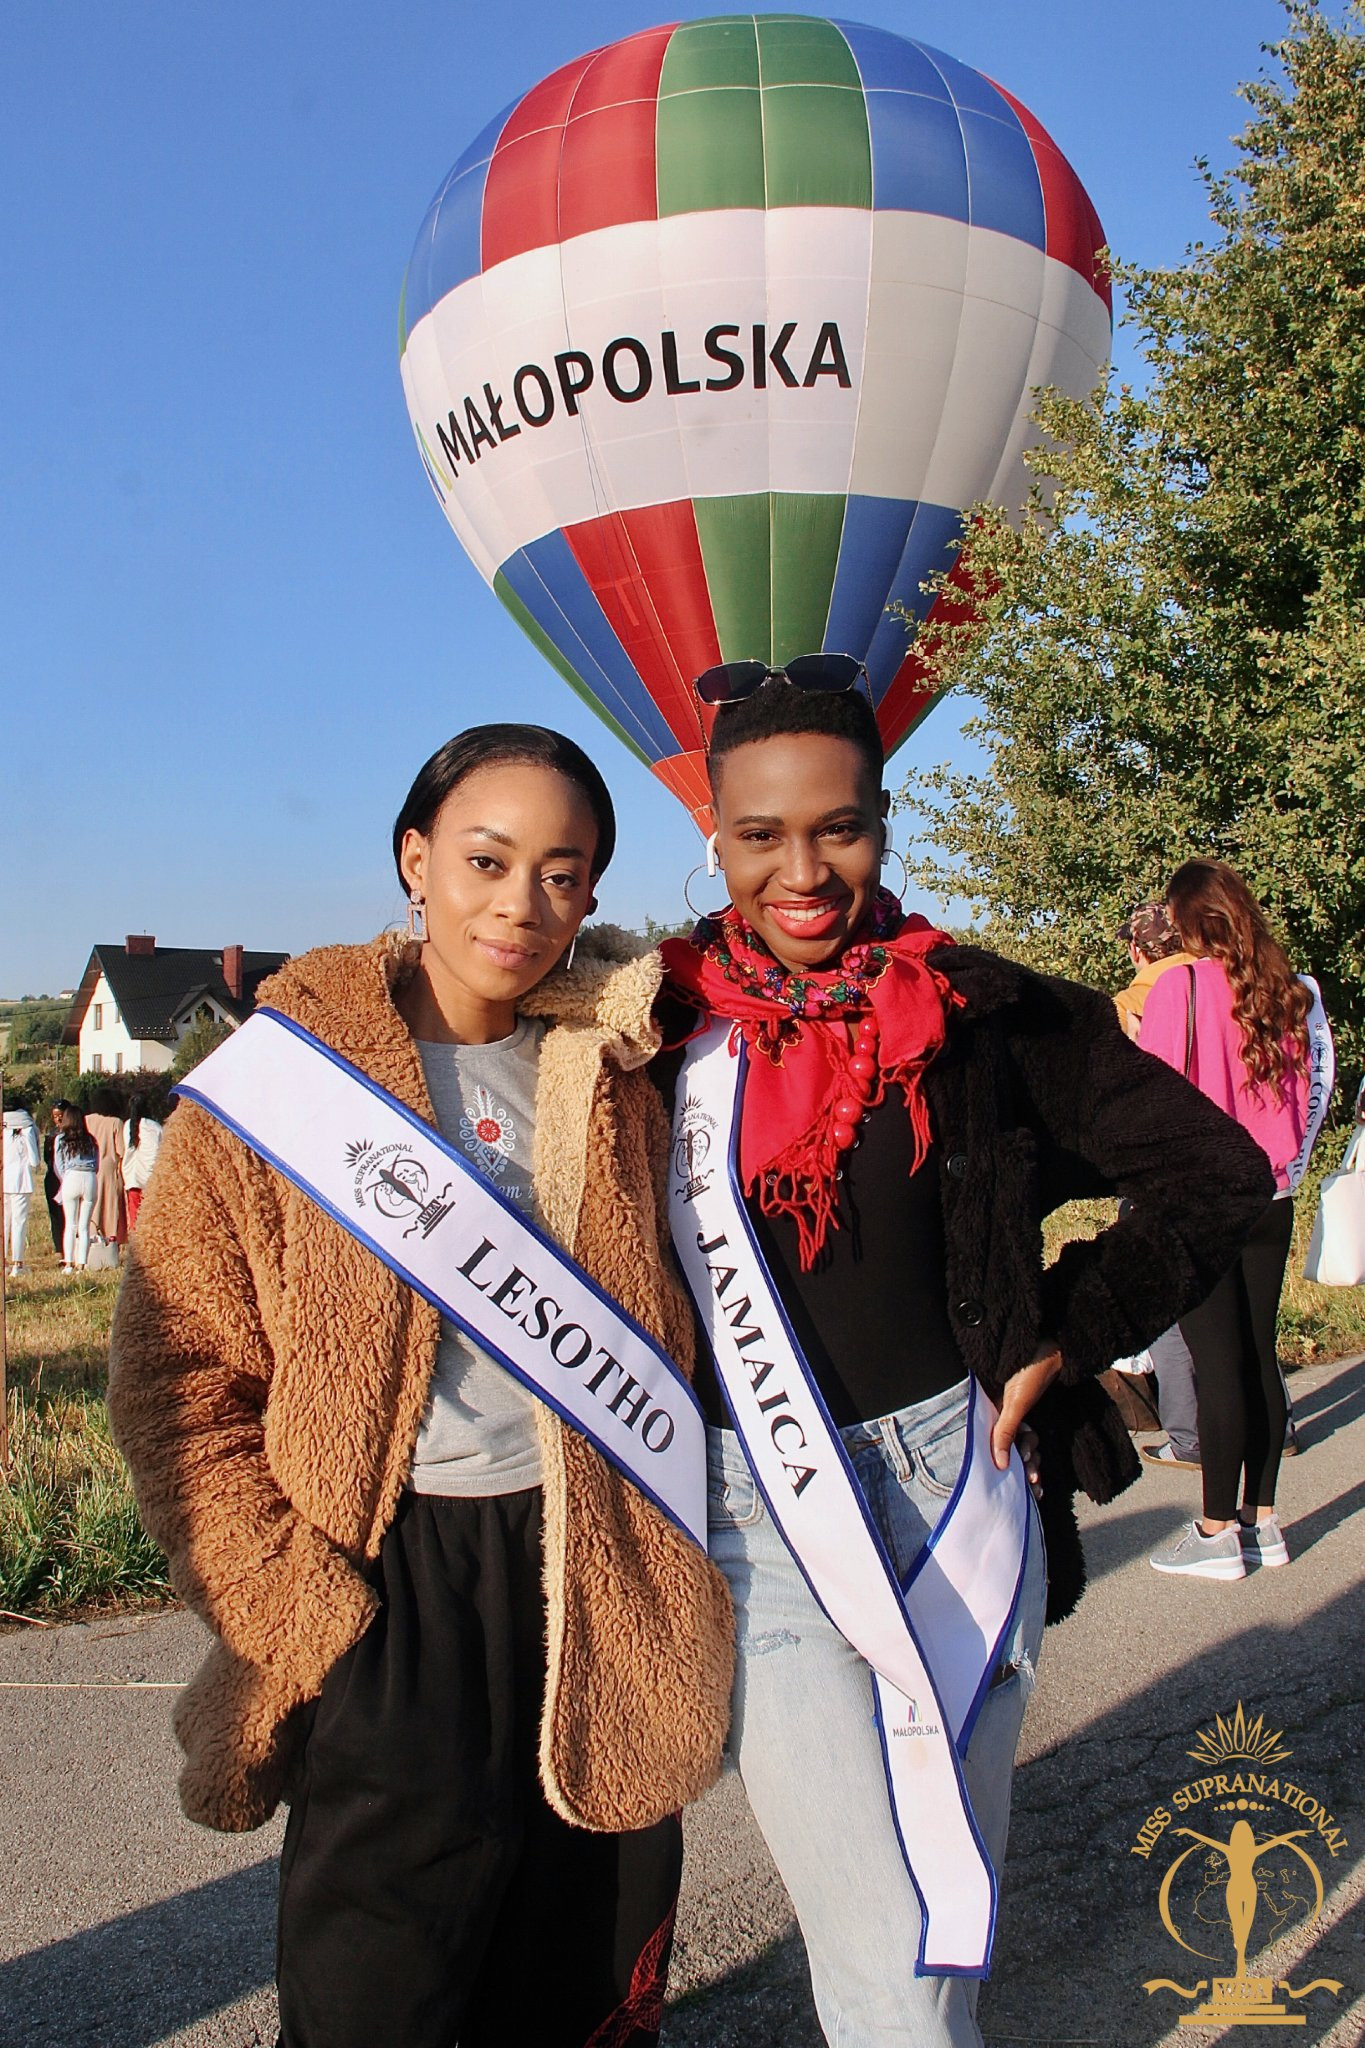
[657,677,1270,2048]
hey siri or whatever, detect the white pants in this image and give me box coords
[60,1175,96,1268]
[4,1192,32,1267]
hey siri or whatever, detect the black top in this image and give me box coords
[694,1082,965,1429]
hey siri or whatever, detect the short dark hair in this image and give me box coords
[392,724,617,886]
[706,681,884,794]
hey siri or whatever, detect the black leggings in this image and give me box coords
[1179,1197,1294,1521]
[276,1489,683,2048]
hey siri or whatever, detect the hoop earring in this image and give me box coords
[683,863,719,921]
[880,829,909,899]
[407,895,427,942]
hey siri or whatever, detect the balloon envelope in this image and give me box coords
[400,16,1111,825]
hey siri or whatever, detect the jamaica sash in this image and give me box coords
[178,1009,708,1548]
[670,1021,1030,1977]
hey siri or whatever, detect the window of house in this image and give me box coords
[115,1052,123,1074]
[92,1003,103,1029]
[91,1053,103,1073]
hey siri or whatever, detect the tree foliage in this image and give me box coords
[898,1,1365,1070]
[169,1016,233,1081]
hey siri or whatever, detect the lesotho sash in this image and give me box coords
[670,1021,1030,1977]
[177,1009,707,1548]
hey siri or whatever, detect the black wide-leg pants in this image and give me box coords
[276,1489,683,2048]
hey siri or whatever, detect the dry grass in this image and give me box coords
[1,1220,170,1619]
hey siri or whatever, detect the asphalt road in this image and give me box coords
[2,1350,1363,2048]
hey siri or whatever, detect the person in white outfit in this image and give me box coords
[3,1101,42,1274]
[53,1103,99,1272]
[120,1100,163,1230]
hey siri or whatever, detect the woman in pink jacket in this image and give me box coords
[1139,860,1330,1582]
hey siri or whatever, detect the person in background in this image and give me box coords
[1140,1326,1201,1471]
[1112,901,1196,1042]
[120,1097,163,1230]
[3,1095,42,1276]
[1141,859,1329,1580]
[54,1103,99,1272]
[84,1086,127,1260]
[1111,902,1205,1471]
[42,1104,66,1257]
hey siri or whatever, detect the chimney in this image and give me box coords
[125,934,156,956]
[223,944,244,1002]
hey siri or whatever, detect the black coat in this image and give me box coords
[656,945,1275,1623]
[926,947,1275,1618]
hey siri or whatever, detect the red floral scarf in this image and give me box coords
[661,891,960,1268]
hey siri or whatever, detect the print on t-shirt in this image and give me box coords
[458,1083,525,1198]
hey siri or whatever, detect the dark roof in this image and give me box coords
[63,946,289,1045]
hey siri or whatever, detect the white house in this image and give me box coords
[63,937,290,1075]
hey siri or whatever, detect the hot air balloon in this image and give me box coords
[400,15,1110,826]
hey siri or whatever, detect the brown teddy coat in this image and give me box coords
[108,929,734,1835]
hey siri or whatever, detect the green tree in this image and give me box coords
[898,1,1365,1071]
[169,1015,234,1081]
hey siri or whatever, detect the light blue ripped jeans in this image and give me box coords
[707,1375,1047,2048]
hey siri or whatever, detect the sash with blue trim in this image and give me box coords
[178,1009,708,1548]
[669,1020,1031,1977]
[1283,977,1334,1195]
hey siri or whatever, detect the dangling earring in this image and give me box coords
[684,833,723,919]
[565,934,578,974]
[407,895,427,942]
[881,827,910,898]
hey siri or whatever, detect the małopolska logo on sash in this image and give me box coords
[1131,1703,1347,2026]
[344,1139,454,1241]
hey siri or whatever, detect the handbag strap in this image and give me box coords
[1183,964,1197,1079]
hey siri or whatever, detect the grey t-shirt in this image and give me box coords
[409,1019,546,1495]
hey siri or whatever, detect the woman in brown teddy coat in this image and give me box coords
[108,725,734,2048]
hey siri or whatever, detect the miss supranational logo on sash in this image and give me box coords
[673,1093,718,1204]
[345,1138,456,1240]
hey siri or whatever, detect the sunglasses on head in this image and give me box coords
[693,654,869,706]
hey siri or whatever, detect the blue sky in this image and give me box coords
[2,0,1291,995]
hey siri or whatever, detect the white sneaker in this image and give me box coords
[1240,1513,1290,1567]
[1150,1520,1246,1580]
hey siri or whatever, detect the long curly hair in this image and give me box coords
[1165,860,1310,1101]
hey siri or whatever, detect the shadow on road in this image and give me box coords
[1291,1355,1365,1449]
[1281,1475,1365,1561]
[0,1860,277,2048]
[1069,1500,1194,1586]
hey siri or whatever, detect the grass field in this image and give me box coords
[3,1126,1364,1622]
[1,1223,170,1621]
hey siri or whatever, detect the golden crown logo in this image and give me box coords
[1186,1703,1292,1771]
[1131,1702,1347,2027]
